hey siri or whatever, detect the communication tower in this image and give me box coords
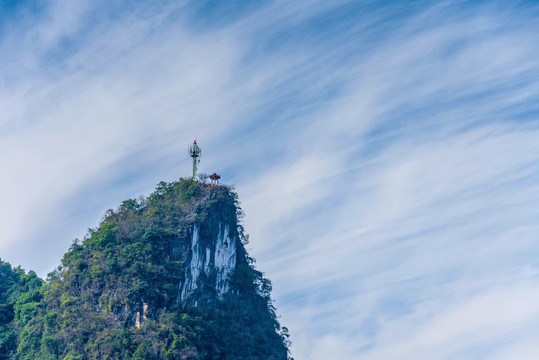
[188,139,201,181]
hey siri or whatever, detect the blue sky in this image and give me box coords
[2,0,539,358]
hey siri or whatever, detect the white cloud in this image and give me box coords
[2,1,539,359]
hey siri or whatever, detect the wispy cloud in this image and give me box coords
[1,1,539,359]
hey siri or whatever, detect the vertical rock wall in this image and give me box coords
[179,222,237,303]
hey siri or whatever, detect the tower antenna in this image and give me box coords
[188,139,201,181]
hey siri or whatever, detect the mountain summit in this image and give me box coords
[0,179,291,359]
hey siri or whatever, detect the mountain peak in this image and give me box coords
[0,179,291,359]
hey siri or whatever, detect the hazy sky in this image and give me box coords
[2,1,539,359]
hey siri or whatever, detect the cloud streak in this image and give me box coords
[1,1,539,359]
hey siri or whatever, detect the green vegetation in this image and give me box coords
[0,179,291,359]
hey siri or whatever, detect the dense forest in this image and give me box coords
[0,179,291,359]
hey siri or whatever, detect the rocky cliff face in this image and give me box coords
[180,223,237,302]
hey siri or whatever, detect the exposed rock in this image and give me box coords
[179,222,238,303]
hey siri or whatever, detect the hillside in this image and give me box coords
[0,179,291,359]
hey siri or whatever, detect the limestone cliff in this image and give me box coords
[180,222,237,302]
